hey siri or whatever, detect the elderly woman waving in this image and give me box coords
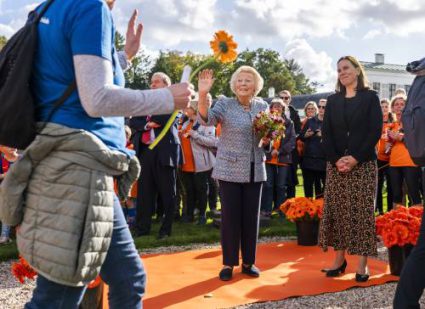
[197,66,270,281]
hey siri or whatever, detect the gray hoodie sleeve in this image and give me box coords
[73,54,174,117]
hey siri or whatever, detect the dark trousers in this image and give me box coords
[286,163,298,199]
[302,168,326,198]
[389,166,422,206]
[261,164,289,212]
[377,160,393,213]
[175,169,187,218]
[181,170,209,219]
[207,169,218,211]
[394,168,425,308]
[136,149,176,236]
[219,180,262,266]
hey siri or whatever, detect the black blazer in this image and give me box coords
[129,114,180,167]
[322,89,382,164]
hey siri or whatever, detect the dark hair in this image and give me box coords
[387,112,395,123]
[335,56,369,94]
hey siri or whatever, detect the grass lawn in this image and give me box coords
[0,168,391,262]
[0,216,296,262]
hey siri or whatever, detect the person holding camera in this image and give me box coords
[299,99,327,198]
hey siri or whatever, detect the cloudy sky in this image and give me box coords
[1,0,425,91]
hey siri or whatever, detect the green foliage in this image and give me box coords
[148,48,315,97]
[284,59,315,95]
[0,35,7,50]
[115,31,152,90]
[113,30,314,95]
[0,218,295,261]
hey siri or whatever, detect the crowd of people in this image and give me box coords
[0,0,424,308]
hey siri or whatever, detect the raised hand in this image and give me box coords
[124,9,143,61]
[198,69,215,95]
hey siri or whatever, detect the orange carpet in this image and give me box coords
[104,241,398,308]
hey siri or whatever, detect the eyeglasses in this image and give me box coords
[318,106,326,109]
[280,96,290,100]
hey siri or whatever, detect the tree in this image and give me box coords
[0,36,7,50]
[115,32,152,90]
[149,50,235,97]
[284,59,315,94]
[235,48,315,97]
[148,48,315,98]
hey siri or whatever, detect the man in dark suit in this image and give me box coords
[279,90,301,199]
[130,72,180,239]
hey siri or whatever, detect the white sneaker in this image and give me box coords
[0,237,11,244]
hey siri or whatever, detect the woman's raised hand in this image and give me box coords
[198,69,214,97]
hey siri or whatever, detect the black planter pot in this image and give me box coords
[388,245,413,276]
[296,220,319,246]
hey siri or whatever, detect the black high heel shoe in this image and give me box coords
[325,259,347,277]
[355,268,370,282]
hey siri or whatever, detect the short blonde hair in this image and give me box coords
[270,98,286,110]
[390,95,406,109]
[230,66,264,97]
[395,88,407,97]
[152,72,172,86]
[304,101,318,115]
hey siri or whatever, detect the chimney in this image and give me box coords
[375,53,385,64]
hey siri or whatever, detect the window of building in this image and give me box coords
[372,82,381,93]
[389,84,396,98]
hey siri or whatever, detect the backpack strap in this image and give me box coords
[45,80,77,123]
[38,80,77,133]
[35,0,55,23]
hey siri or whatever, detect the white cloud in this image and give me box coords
[0,23,14,37]
[284,39,336,92]
[229,0,359,41]
[354,0,425,36]
[113,0,217,47]
[363,29,382,40]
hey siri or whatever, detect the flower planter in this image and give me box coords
[388,245,413,276]
[296,220,319,246]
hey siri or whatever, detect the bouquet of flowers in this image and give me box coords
[253,111,285,147]
[375,206,423,248]
[279,197,324,222]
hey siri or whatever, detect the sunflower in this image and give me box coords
[210,30,238,63]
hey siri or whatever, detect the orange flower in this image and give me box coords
[11,256,37,284]
[280,197,321,222]
[375,206,423,248]
[393,224,410,245]
[210,30,238,63]
[87,276,102,289]
[409,206,423,218]
[383,231,398,248]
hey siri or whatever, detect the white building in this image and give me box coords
[361,53,415,100]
